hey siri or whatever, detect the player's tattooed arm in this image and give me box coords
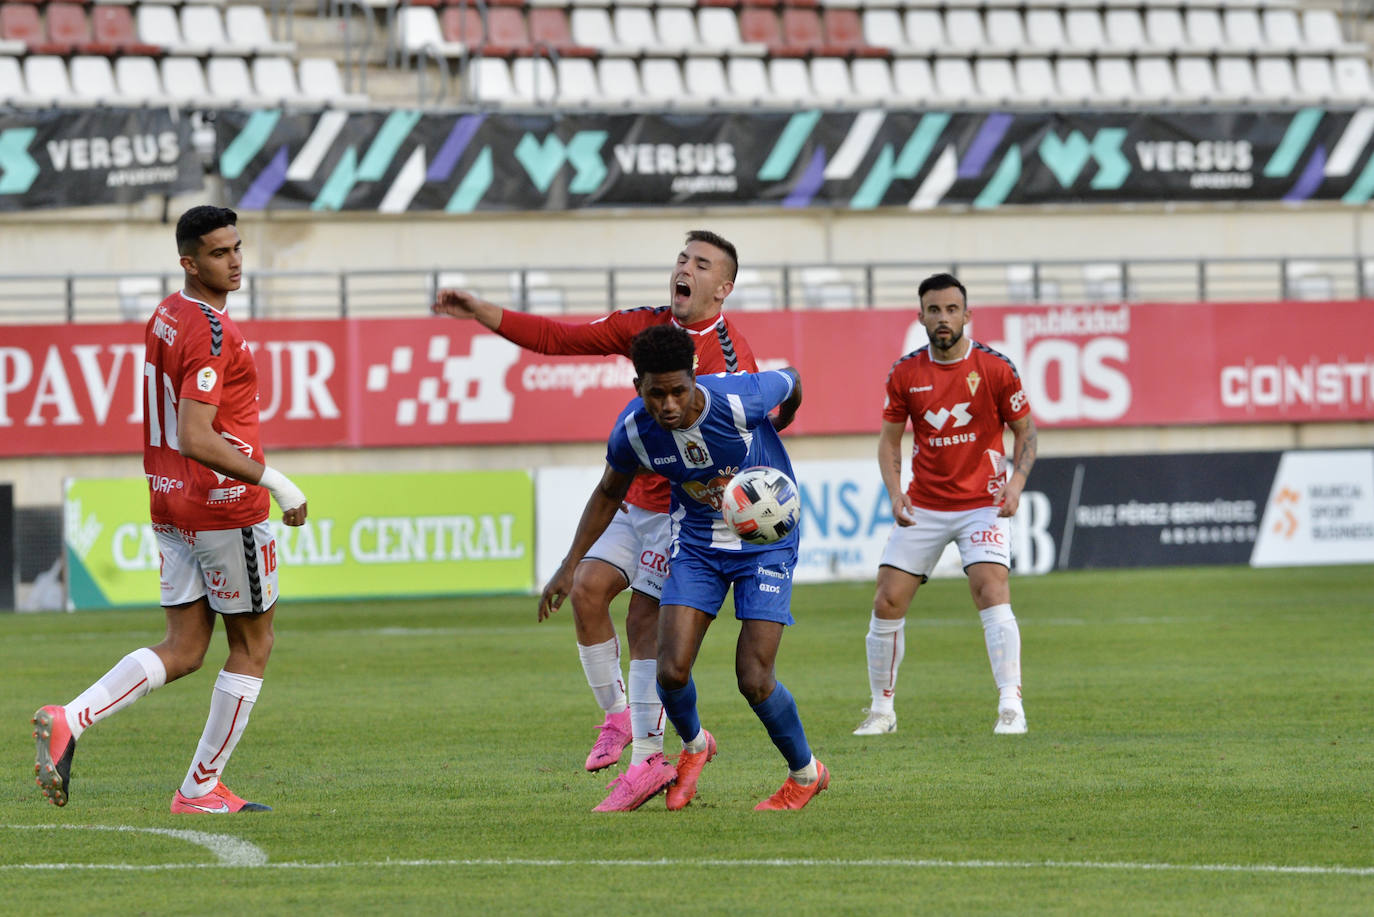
[1008,414,1038,482]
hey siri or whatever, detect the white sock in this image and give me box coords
[865,613,905,715]
[577,637,627,714]
[979,604,1023,707]
[682,729,707,754]
[789,755,819,786]
[65,647,167,741]
[627,658,664,765]
[178,670,262,799]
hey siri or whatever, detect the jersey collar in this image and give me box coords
[671,312,725,336]
[180,291,228,315]
[929,337,974,365]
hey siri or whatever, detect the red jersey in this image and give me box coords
[883,340,1031,511]
[498,306,757,512]
[143,291,269,530]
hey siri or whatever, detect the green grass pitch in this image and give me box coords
[2,565,1370,915]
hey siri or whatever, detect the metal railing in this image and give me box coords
[1,255,1370,324]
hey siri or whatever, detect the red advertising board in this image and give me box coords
[3,302,1372,457]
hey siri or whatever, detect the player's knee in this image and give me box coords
[656,657,691,691]
[735,670,774,706]
[873,591,908,618]
[568,579,613,617]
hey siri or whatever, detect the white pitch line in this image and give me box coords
[4,825,266,867]
[1,855,1370,877]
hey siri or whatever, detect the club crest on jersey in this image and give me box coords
[966,370,981,397]
[683,439,709,467]
[197,367,217,392]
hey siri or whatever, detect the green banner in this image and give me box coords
[64,471,534,609]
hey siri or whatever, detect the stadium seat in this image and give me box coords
[725,56,769,102]
[92,6,160,56]
[508,270,564,314]
[943,9,985,53]
[1333,56,1373,98]
[1184,9,1225,53]
[1143,9,1184,52]
[205,55,255,104]
[1285,261,1333,300]
[22,55,80,105]
[1013,57,1055,104]
[251,56,301,103]
[616,7,671,56]
[48,3,113,56]
[698,8,766,56]
[1261,9,1303,51]
[822,9,884,57]
[554,57,599,103]
[984,10,1025,54]
[114,55,166,104]
[654,7,699,53]
[1215,56,1256,101]
[1134,57,1177,103]
[891,57,934,101]
[807,57,852,104]
[860,9,903,53]
[299,57,369,107]
[69,54,117,102]
[739,8,785,54]
[1302,10,1347,51]
[1173,56,1218,103]
[1294,56,1335,98]
[683,56,728,104]
[396,6,465,60]
[1222,10,1264,54]
[225,5,295,56]
[1083,263,1125,303]
[1,3,61,55]
[850,58,893,101]
[481,7,534,57]
[902,9,944,52]
[932,57,974,105]
[137,4,206,56]
[766,57,811,102]
[161,56,210,105]
[1025,10,1064,53]
[1094,57,1135,103]
[800,267,856,310]
[1103,10,1145,53]
[512,56,556,104]
[180,5,252,57]
[1053,57,1096,105]
[527,8,596,58]
[729,268,777,311]
[1064,10,1105,52]
[1255,57,1296,101]
[597,57,642,102]
[468,56,515,104]
[570,8,624,54]
[640,58,685,101]
[780,7,828,56]
[974,58,1015,104]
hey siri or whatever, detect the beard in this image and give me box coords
[929,328,963,353]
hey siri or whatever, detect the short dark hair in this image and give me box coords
[631,325,696,378]
[176,206,238,255]
[685,229,738,282]
[918,272,967,303]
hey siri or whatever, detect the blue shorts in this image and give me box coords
[659,541,796,625]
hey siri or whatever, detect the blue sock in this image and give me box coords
[750,682,812,771]
[657,676,701,745]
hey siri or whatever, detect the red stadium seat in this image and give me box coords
[47,3,117,56]
[780,8,824,53]
[1,3,55,52]
[527,7,596,58]
[443,5,529,58]
[91,5,161,56]
[822,8,889,58]
[741,7,806,56]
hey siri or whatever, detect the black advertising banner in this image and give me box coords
[0,108,201,210]
[215,106,1374,213]
[1013,451,1282,573]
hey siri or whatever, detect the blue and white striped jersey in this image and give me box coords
[606,370,798,553]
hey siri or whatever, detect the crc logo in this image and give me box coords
[924,402,972,430]
[971,529,1007,547]
[639,550,669,575]
[514,131,608,194]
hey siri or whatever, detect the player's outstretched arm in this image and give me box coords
[996,414,1038,518]
[538,465,634,621]
[178,399,308,526]
[432,288,503,330]
[770,367,803,431]
[877,419,914,526]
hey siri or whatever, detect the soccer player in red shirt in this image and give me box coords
[852,273,1038,738]
[32,206,308,813]
[433,231,760,810]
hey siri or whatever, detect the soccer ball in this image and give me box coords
[720,466,801,544]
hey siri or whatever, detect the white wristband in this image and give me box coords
[258,466,306,513]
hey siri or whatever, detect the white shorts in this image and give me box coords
[583,503,671,599]
[155,521,279,615]
[879,505,1011,581]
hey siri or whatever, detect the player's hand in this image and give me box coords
[432,288,481,319]
[995,481,1022,518]
[892,494,916,527]
[282,501,308,527]
[538,565,574,621]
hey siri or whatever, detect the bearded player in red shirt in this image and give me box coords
[852,273,1038,738]
[33,206,308,813]
[433,231,761,811]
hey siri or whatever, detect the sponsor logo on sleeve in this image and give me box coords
[197,367,217,392]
